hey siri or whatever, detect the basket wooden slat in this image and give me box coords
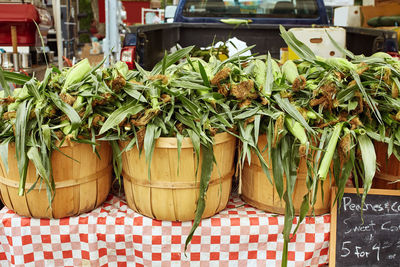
[374,141,400,189]
[0,142,112,219]
[120,132,236,221]
[241,135,331,215]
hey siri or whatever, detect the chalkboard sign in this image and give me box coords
[330,188,400,267]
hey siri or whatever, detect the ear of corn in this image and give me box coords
[3,30,400,266]
[318,123,343,181]
[284,116,307,144]
[326,57,356,72]
[62,58,91,93]
[253,59,267,91]
[281,60,299,84]
[114,61,129,79]
[220,19,252,25]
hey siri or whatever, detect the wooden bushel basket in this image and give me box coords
[374,141,400,189]
[0,141,112,219]
[120,132,236,221]
[241,135,331,215]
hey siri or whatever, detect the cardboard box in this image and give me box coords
[363,0,374,6]
[361,3,400,27]
[288,27,346,59]
[334,6,361,27]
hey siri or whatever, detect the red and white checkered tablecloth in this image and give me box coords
[0,194,330,267]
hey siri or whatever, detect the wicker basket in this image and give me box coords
[120,132,236,221]
[373,141,400,189]
[0,141,112,219]
[241,135,331,215]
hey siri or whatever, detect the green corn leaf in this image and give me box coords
[175,113,197,133]
[234,107,259,120]
[292,193,310,235]
[197,61,211,87]
[389,135,394,158]
[16,99,33,196]
[311,128,328,204]
[274,94,314,134]
[123,83,148,103]
[279,25,316,61]
[135,62,150,78]
[254,115,261,145]
[186,55,196,71]
[178,95,201,119]
[119,137,136,155]
[326,30,355,59]
[26,176,40,194]
[87,56,106,77]
[238,122,253,165]
[170,80,211,91]
[271,146,284,198]
[334,147,355,209]
[111,140,123,186]
[100,102,145,134]
[212,113,232,129]
[0,142,9,173]
[25,78,41,100]
[282,191,295,267]
[350,70,382,124]
[161,51,167,75]
[188,129,201,176]
[151,46,194,75]
[27,146,53,196]
[40,68,52,92]
[153,116,168,136]
[185,144,214,251]
[264,52,274,97]
[49,92,81,131]
[144,124,157,179]
[281,136,298,209]
[91,128,97,155]
[214,46,256,74]
[358,134,376,217]
[0,67,11,97]
[3,70,31,85]
[254,147,272,184]
[41,124,51,149]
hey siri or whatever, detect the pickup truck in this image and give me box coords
[120,0,398,70]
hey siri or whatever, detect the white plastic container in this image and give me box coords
[288,27,346,59]
[324,0,354,6]
[334,6,361,27]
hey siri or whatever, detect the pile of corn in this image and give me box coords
[2,28,400,264]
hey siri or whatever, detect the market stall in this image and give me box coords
[0,194,329,266]
[1,0,400,266]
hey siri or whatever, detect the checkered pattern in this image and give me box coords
[0,194,330,266]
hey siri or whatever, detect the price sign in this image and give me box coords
[330,188,400,266]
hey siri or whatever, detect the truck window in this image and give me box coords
[182,0,319,19]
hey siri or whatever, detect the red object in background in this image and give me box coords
[120,46,136,69]
[388,52,400,59]
[0,3,40,46]
[98,0,105,23]
[97,0,150,25]
[121,1,151,25]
